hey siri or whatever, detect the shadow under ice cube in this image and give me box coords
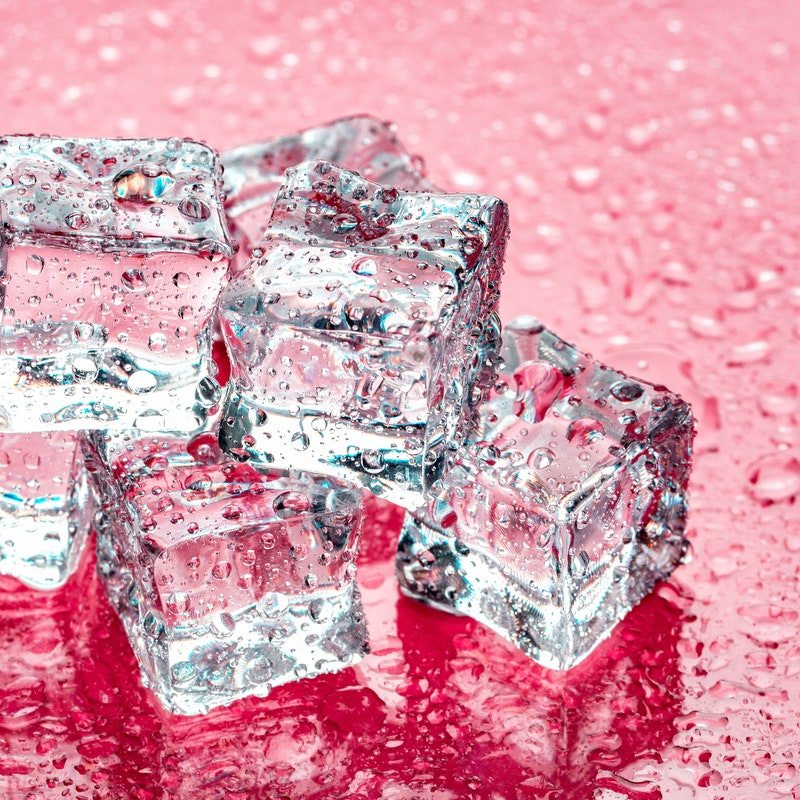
[0,135,233,433]
[87,434,367,715]
[221,114,432,268]
[0,432,92,589]
[397,316,695,669]
[219,160,509,510]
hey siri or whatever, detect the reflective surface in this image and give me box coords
[1,0,799,797]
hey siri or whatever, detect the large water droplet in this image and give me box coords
[71,356,99,382]
[273,491,311,518]
[26,255,45,275]
[112,163,175,202]
[566,418,606,445]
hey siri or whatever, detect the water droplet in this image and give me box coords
[567,418,606,445]
[746,455,800,503]
[148,332,167,352]
[610,381,644,402]
[172,272,191,289]
[112,163,175,202]
[26,255,44,275]
[361,449,385,474]
[71,356,99,382]
[65,212,90,230]
[128,370,157,393]
[273,491,311,518]
[212,561,232,579]
[121,269,147,292]
[178,197,211,220]
[352,257,378,276]
[528,447,556,469]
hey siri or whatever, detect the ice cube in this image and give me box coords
[218,160,509,510]
[85,430,367,715]
[221,115,432,269]
[0,135,234,433]
[0,432,92,589]
[396,316,694,669]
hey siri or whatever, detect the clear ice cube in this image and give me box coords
[221,115,432,269]
[396,316,695,669]
[0,432,92,589]
[219,160,509,510]
[0,135,234,433]
[84,431,367,715]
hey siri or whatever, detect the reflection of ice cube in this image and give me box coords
[0,432,93,589]
[85,431,367,715]
[219,160,509,510]
[0,135,233,433]
[397,316,694,669]
[221,115,432,268]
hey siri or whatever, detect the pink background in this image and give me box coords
[2,1,800,797]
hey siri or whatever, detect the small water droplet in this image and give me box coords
[178,197,211,220]
[65,212,90,230]
[26,255,44,275]
[128,370,157,393]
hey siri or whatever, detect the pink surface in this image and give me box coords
[1,1,799,797]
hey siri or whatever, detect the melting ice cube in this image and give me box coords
[0,135,234,433]
[218,160,509,510]
[397,317,694,669]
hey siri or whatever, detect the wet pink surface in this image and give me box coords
[1,1,799,797]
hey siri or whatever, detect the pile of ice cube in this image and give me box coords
[0,117,694,714]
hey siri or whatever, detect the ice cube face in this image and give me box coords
[221,115,432,269]
[0,432,92,589]
[397,317,694,669]
[219,160,509,510]
[86,432,367,715]
[0,135,233,433]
